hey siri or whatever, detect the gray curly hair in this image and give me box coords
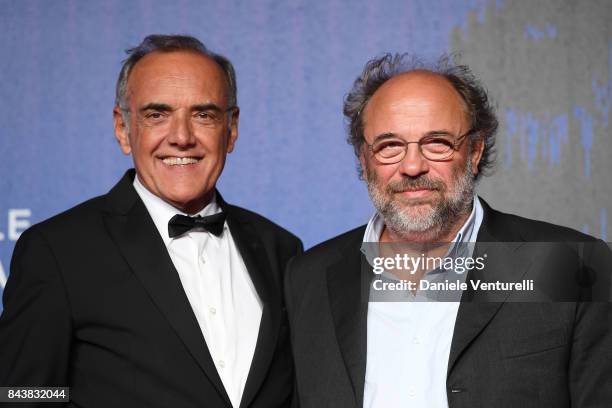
[343,53,498,180]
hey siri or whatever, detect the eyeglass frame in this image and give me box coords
[364,128,475,164]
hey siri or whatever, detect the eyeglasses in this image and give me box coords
[366,129,473,164]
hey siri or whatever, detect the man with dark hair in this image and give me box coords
[0,34,302,408]
[285,54,611,407]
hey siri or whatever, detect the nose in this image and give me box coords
[398,143,429,177]
[167,112,196,147]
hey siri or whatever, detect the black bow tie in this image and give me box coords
[168,213,226,238]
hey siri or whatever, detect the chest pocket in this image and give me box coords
[501,327,568,358]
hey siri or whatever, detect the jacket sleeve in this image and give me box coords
[569,302,612,407]
[284,255,299,408]
[0,226,72,387]
[569,240,612,406]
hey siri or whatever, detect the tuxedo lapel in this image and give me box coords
[448,199,532,375]
[102,171,232,406]
[219,200,281,408]
[326,232,368,408]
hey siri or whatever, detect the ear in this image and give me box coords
[113,106,131,155]
[226,107,240,153]
[469,134,485,176]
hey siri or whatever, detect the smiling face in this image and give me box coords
[113,50,238,214]
[360,71,484,242]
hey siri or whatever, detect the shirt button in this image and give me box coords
[218,359,225,368]
[209,307,217,315]
[200,254,206,263]
[408,388,415,397]
[412,336,420,344]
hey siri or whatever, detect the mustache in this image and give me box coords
[385,176,446,194]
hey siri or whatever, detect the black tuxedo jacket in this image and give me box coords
[285,199,612,408]
[0,170,303,408]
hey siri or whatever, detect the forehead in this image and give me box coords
[363,71,469,133]
[126,50,228,104]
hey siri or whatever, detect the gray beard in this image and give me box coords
[366,159,475,240]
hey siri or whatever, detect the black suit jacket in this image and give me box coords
[0,169,303,408]
[285,199,612,408]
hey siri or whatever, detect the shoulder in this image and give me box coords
[289,225,366,273]
[24,194,111,243]
[225,203,302,248]
[480,199,597,242]
[284,225,365,310]
[10,194,114,277]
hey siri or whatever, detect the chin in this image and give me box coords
[403,207,435,221]
[171,189,214,209]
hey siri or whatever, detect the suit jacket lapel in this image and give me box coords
[326,230,368,408]
[448,199,532,375]
[103,171,232,406]
[218,198,281,408]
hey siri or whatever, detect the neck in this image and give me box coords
[174,190,215,215]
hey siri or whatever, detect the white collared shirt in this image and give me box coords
[133,177,262,408]
[363,197,483,408]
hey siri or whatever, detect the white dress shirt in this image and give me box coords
[134,177,262,408]
[363,197,483,408]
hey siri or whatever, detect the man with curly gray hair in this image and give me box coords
[285,53,611,408]
[342,53,497,243]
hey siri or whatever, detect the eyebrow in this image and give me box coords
[139,102,225,113]
[191,103,225,113]
[425,130,455,137]
[372,129,456,142]
[139,103,172,113]
[372,132,399,142]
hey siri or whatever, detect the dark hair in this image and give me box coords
[343,53,498,179]
[115,34,237,109]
